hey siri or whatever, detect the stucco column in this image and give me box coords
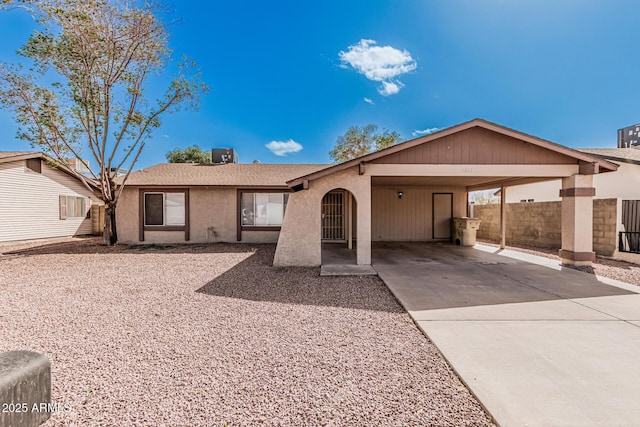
[560,174,595,266]
[500,186,507,249]
[356,177,371,265]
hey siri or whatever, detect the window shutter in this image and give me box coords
[59,195,67,220]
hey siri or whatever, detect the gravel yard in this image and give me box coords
[0,237,492,427]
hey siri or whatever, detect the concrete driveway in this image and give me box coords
[373,242,640,427]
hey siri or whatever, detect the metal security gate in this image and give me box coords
[322,191,345,241]
[620,200,640,253]
[622,200,640,232]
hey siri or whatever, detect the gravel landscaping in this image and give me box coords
[0,237,493,426]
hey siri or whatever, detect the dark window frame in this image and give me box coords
[236,188,292,241]
[138,188,189,241]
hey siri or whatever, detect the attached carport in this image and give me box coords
[273,118,618,267]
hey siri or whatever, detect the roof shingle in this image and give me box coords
[0,151,40,162]
[578,148,640,164]
[120,163,330,187]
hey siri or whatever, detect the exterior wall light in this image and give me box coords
[398,191,403,199]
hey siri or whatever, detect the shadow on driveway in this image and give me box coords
[373,242,633,311]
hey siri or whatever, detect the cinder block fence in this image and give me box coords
[474,198,623,259]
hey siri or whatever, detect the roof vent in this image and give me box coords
[211,148,238,164]
[253,160,261,164]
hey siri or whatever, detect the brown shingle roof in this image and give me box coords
[121,163,330,187]
[0,151,41,162]
[578,148,640,164]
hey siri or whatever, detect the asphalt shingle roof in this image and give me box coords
[0,151,39,161]
[578,148,640,164]
[121,163,330,187]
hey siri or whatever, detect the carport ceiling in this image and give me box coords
[371,175,561,191]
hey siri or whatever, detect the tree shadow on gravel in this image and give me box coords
[196,245,404,313]
[0,236,268,258]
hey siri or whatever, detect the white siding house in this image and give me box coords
[0,152,99,243]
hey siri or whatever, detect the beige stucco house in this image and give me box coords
[117,119,619,267]
[116,163,327,244]
[117,119,618,266]
[0,152,99,243]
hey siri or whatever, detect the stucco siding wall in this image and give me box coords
[371,186,467,241]
[274,167,371,266]
[116,186,281,244]
[474,198,618,256]
[0,159,97,242]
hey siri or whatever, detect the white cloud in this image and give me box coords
[363,97,374,105]
[265,139,303,156]
[412,127,441,137]
[378,81,402,96]
[162,134,170,139]
[339,39,417,96]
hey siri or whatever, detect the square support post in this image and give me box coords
[500,186,507,249]
[559,175,596,266]
[356,178,371,265]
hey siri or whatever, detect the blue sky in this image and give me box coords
[1,0,640,169]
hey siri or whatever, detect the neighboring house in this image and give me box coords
[117,119,617,267]
[0,152,99,243]
[504,148,640,203]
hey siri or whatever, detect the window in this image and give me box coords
[144,192,186,226]
[59,195,89,219]
[241,193,289,227]
[26,158,41,173]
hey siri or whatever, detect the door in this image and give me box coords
[322,191,345,240]
[432,193,453,240]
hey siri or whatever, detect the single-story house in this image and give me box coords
[0,152,100,243]
[117,119,619,267]
[502,148,640,203]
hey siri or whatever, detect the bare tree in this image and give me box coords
[0,0,208,244]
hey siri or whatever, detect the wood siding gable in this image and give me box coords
[371,127,577,165]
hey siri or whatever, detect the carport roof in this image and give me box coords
[287,119,619,189]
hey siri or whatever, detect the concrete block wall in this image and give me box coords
[593,198,618,256]
[474,198,618,256]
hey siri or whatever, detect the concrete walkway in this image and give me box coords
[373,242,640,427]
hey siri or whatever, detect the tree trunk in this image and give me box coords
[102,202,118,246]
[103,206,112,246]
[110,206,118,245]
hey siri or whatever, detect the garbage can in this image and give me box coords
[453,217,482,246]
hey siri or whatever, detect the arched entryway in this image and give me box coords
[321,188,357,265]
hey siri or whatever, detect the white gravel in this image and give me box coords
[0,237,493,426]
